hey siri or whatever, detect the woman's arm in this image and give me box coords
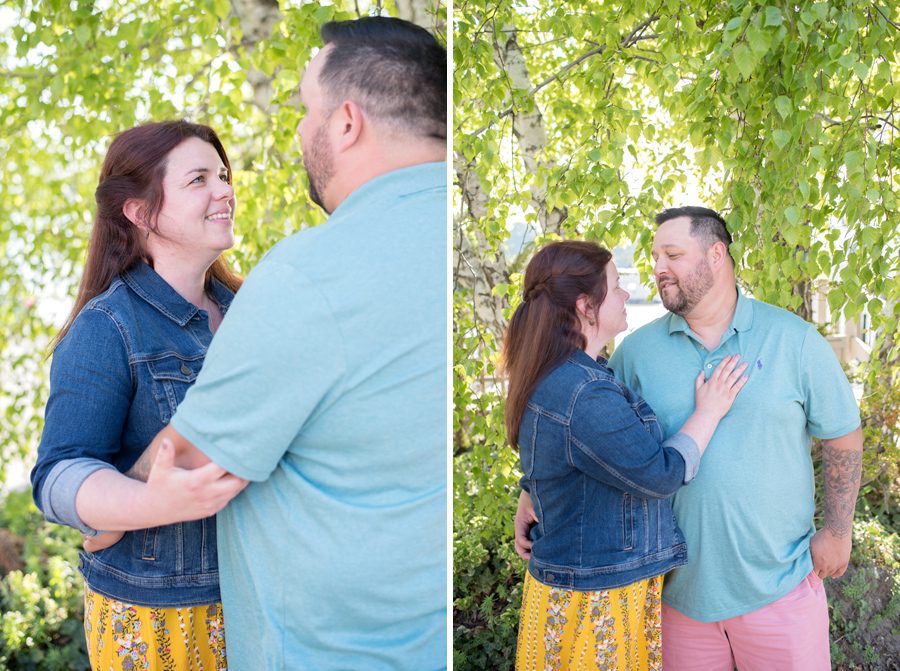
[75,427,247,531]
[568,356,747,498]
[35,308,246,534]
[32,309,134,534]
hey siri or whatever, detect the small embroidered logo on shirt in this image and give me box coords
[756,359,763,370]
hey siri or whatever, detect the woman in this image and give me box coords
[503,241,748,671]
[31,120,246,670]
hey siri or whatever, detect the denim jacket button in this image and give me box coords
[545,572,555,582]
[180,364,191,375]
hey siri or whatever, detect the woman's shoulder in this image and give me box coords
[530,356,623,415]
[58,279,135,354]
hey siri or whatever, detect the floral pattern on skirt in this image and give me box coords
[84,586,227,671]
[516,571,663,671]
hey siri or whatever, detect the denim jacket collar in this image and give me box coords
[568,348,610,372]
[667,285,753,336]
[121,262,234,327]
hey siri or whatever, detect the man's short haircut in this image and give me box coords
[319,17,446,141]
[656,206,733,260]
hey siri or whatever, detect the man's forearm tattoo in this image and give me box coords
[126,451,153,483]
[822,444,863,538]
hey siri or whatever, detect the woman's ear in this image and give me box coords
[123,199,149,233]
[575,294,596,326]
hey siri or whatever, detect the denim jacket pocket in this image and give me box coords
[622,492,633,550]
[137,527,158,561]
[146,353,203,423]
[519,408,540,479]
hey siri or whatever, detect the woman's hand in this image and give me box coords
[142,439,249,525]
[514,489,537,561]
[82,530,124,553]
[693,355,749,421]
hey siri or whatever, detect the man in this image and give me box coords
[58,17,447,670]
[516,207,862,670]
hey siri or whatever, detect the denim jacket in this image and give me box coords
[31,262,233,607]
[519,349,700,591]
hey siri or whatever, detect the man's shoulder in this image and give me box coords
[746,296,814,336]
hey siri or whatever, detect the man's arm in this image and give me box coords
[810,426,863,579]
[75,424,247,532]
[126,424,212,482]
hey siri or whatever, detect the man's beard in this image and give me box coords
[658,259,714,315]
[303,124,335,213]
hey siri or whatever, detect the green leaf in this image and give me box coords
[860,227,879,248]
[764,7,783,27]
[844,150,864,170]
[774,96,792,119]
[784,205,801,226]
[314,4,334,23]
[74,25,91,45]
[746,25,773,55]
[772,129,791,148]
[733,44,755,79]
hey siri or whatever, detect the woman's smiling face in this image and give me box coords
[151,136,236,257]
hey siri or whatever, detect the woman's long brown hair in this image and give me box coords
[501,240,613,447]
[53,121,243,350]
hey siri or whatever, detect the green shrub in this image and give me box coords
[453,496,523,671]
[828,517,900,671]
[0,489,88,671]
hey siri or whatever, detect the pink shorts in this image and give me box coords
[662,571,830,670]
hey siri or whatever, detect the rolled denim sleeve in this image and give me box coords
[40,458,117,535]
[568,379,689,498]
[31,307,133,531]
[661,432,700,483]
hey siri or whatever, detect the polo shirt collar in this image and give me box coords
[122,261,234,326]
[667,286,753,336]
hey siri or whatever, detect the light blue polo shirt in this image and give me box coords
[609,289,859,621]
[172,163,447,670]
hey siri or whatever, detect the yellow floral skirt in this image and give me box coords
[84,586,227,671]
[516,571,663,671]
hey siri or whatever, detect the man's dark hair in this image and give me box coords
[656,206,733,260]
[319,17,446,141]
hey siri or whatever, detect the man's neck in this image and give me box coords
[684,284,739,350]
[325,140,445,213]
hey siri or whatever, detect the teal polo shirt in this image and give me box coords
[172,163,447,669]
[609,289,859,621]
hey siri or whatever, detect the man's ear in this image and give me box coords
[123,198,148,230]
[333,100,365,151]
[709,240,729,268]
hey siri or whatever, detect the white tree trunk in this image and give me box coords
[494,26,567,235]
[395,0,444,33]
[230,0,282,111]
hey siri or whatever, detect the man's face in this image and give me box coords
[651,217,714,316]
[297,47,336,213]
